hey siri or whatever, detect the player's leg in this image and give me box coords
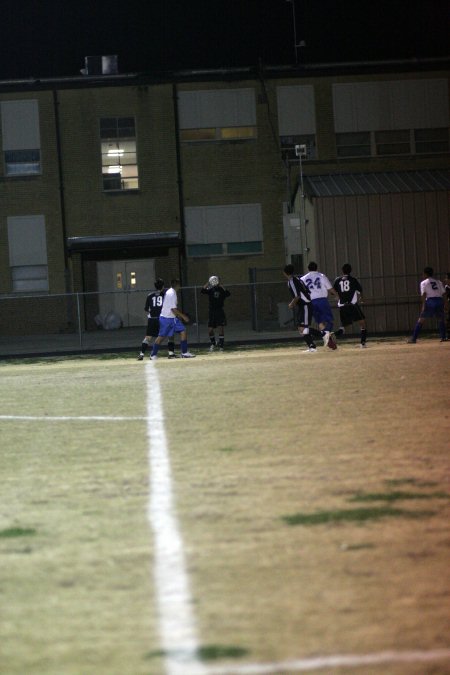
[434,302,447,341]
[176,321,196,358]
[208,326,216,351]
[151,318,172,359]
[138,335,151,360]
[298,304,316,352]
[217,326,225,350]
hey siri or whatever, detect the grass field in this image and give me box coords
[1,338,449,675]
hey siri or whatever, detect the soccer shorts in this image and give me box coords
[158,316,186,337]
[295,303,313,328]
[420,297,444,320]
[146,317,160,338]
[311,298,334,329]
[208,309,226,328]
[339,303,365,326]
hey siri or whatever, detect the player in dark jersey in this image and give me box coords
[444,272,450,340]
[201,276,231,351]
[137,278,175,359]
[332,263,367,347]
[283,264,317,352]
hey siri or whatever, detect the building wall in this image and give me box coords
[0,62,449,336]
[314,190,450,333]
[56,84,181,239]
[177,79,288,287]
[0,90,66,295]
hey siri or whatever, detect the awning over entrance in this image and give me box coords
[67,231,182,253]
[303,169,450,197]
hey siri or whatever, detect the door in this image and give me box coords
[97,259,155,327]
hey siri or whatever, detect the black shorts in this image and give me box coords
[146,317,160,337]
[339,304,365,326]
[295,303,313,327]
[208,309,226,328]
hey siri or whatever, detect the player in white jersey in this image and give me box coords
[150,279,196,358]
[301,262,337,349]
[408,267,446,343]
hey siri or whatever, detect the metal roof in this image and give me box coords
[303,170,450,197]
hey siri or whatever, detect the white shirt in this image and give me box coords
[301,271,333,300]
[160,287,178,318]
[420,277,445,299]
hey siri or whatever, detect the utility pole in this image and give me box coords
[286,0,306,65]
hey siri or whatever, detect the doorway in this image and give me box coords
[96,259,155,327]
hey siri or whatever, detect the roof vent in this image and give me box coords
[81,55,118,76]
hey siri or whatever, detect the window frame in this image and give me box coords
[100,116,139,192]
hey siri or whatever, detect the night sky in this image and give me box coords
[1,0,449,80]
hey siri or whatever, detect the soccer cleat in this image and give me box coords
[327,334,337,350]
[303,346,317,353]
[137,354,144,360]
[167,352,177,359]
[181,352,196,358]
[209,344,216,352]
[150,355,158,360]
[359,343,367,348]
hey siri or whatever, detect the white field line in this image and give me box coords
[206,649,450,674]
[3,401,450,673]
[145,362,207,675]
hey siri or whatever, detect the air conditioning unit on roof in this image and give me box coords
[81,55,118,76]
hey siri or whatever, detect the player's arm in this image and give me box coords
[172,307,189,323]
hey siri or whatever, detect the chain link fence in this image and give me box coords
[0,278,438,357]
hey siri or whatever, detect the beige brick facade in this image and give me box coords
[0,61,449,334]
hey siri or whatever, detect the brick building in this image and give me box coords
[0,56,449,334]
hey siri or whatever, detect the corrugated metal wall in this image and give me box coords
[314,191,450,333]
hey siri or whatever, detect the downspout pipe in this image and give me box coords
[172,82,187,285]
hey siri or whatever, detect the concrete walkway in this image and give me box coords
[0,321,302,358]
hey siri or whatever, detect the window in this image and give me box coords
[279,135,317,160]
[7,216,48,292]
[185,204,263,258]
[375,129,410,156]
[333,80,449,159]
[100,117,139,191]
[1,100,41,176]
[336,132,371,158]
[414,128,449,154]
[277,85,317,160]
[178,89,257,143]
[336,128,449,158]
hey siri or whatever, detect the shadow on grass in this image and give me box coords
[145,644,249,661]
[282,506,435,526]
[350,491,450,503]
[0,527,36,538]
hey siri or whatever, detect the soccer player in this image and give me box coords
[283,264,317,352]
[444,272,450,340]
[332,263,367,348]
[201,276,231,351]
[408,267,446,343]
[137,278,176,360]
[150,279,196,359]
[301,262,337,350]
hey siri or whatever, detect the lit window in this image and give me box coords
[100,117,139,191]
